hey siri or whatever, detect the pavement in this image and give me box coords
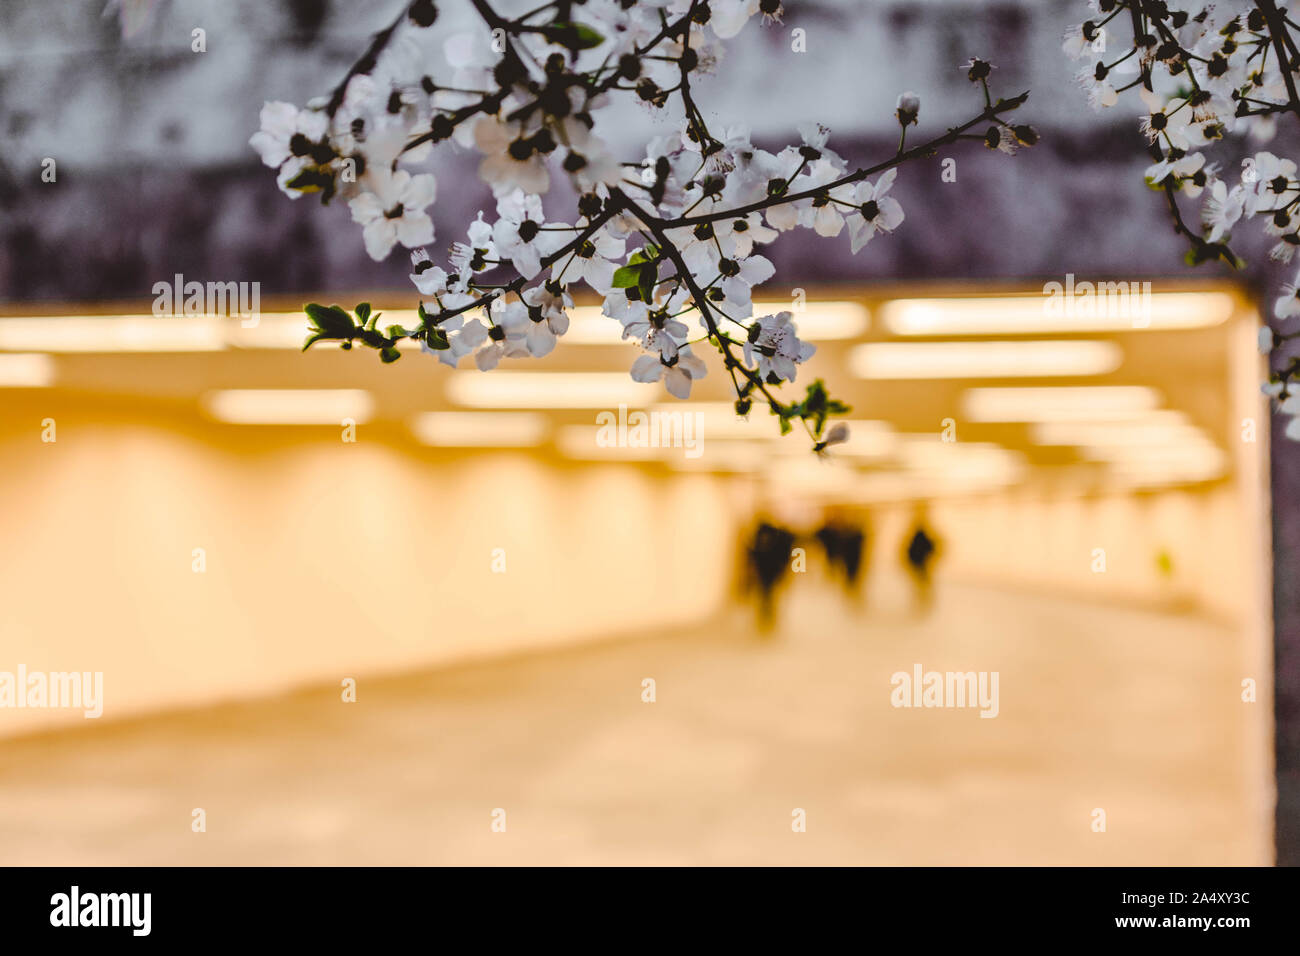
[0,577,1270,865]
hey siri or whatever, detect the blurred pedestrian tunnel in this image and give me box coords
[0,280,1276,864]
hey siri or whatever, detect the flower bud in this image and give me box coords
[895,91,920,127]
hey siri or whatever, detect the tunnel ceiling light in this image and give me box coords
[564,307,649,346]
[962,386,1162,422]
[844,468,1024,503]
[668,441,769,472]
[646,405,896,457]
[201,389,374,425]
[554,423,671,460]
[0,312,408,353]
[0,316,226,352]
[0,353,56,387]
[410,411,548,447]
[849,340,1122,379]
[564,300,869,344]
[763,458,861,494]
[1030,414,1207,448]
[881,291,1234,336]
[897,436,1025,472]
[228,313,341,350]
[1086,441,1227,465]
[2,302,867,353]
[1104,447,1229,484]
[447,371,660,408]
[650,401,784,440]
[913,457,1026,486]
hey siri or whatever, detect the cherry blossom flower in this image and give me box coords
[1063,1,1300,440]
[492,190,552,279]
[429,316,488,368]
[250,101,329,168]
[263,0,1031,447]
[631,346,709,399]
[613,299,690,352]
[449,213,498,276]
[348,168,436,260]
[718,212,778,258]
[474,301,531,371]
[704,254,775,319]
[1260,326,1276,355]
[1202,180,1244,245]
[249,101,334,198]
[551,227,625,293]
[843,169,905,253]
[475,118,551,196]
[520,286,571,357]
[1076,63,1117,110]
[743,311,815,383]
[1145,151,1206,194]
[710,0,779,39]
[1275,271,1300,320]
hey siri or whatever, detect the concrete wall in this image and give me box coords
[6,0,1284,302]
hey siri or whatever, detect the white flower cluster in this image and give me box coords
[252,0,1027,436]
[1065,0,1300,438]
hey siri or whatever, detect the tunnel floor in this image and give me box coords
[0,578,1268,865]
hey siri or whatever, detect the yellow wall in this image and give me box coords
[930,487,1251,621]
[0,406,737,735]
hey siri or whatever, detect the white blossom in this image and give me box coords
[631,346,709,399]
[348,169,436,260]
[843,169,905,253]
[743,311,815,383]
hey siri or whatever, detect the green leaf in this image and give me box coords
[546,22,605,50]
[355,302,372,325]
[426,328,450,350]
[572,23,605,48]
[304,303,355,338]
[637,262,657,304]
[285,169,333,194]
[379,346,402,364]
[627,244,660,267]
[612,264,644,288]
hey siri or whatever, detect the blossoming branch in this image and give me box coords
[251,0,1033,445]
[1066,0,1300,439]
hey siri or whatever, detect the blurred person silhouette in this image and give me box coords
[903,507,940,612]
[815,516,868,599]
[742,520,797,631]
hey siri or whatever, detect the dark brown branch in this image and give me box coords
[1256,0,1300,119]
[653,92,1030,229]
